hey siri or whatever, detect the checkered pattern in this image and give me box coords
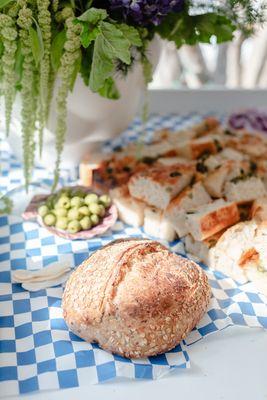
[0,114,267,397]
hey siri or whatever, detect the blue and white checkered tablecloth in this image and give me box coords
[0,114,267,397]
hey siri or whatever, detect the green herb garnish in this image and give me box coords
[170,171,181,177]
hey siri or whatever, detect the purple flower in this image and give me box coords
[108,0,184,26]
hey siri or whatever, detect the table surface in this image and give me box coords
[5,89,267,400]
[10,327,267,400]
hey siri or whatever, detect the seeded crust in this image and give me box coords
[62,239,211,358]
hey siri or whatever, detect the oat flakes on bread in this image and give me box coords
[62,239,211,358]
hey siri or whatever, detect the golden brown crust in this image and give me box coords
[191,139,218,159]
[166,186,192,210]
[130,163,195,186]
[238,248,259,267]
[200,202,240,239]
[62,239,211,358]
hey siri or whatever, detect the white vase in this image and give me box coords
[5,36,161,171]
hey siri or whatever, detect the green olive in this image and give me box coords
[88,203,102,216]
[99,194,111,208]
[80,216,92,230]
[43,213,56,227]
[70,196,84,208]
[67,208,80,221]
[38,205,49,218]
[56,217,68,230]
[84,193,98,205]
[98,204,106,217]
[79,205,90,216]
[71,189,86,198]
[54,207,67,218]
[90,214,100,226]
[55,196,71,209]
[67,220,81,234]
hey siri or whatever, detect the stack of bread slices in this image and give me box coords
[99,117,267,295]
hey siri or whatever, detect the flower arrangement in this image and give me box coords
[0,0,265,188]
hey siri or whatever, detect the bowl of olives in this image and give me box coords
[23,186,117,240]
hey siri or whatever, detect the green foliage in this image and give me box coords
[51,30,66,71]
[156,11,236,47]
[77,7,107,24]
[0,0,264,189]
[115,24,142,47]
[76,13,142,97]
[89,33,114,92]
[0,0,14,9]
[29,25,44,66]
[98,77,120,100]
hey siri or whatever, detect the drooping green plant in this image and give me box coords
[0,0,265,189]
[37,0,51,156]
[0,13,17,135]
[53,8,82,190]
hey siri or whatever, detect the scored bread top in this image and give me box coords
[62,239,209,327]
[62,239,151,325]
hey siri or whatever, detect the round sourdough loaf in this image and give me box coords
[62,239,211,358]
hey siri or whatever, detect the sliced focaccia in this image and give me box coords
[157,156,191,166]
[152,128,197,144]
[224,176,267,204]
[143,206,176,242]
[227,132,267,158]
[176,134,225,160]
[210,220,267,296]
[165,182,211,237]
[186,199,240,241]
[109,185,145,227]
[251,197,267,222]
[135,140,173,159]
[184,230,225,265]
[203,162,232,198]
[128,163,195,210]
[192,117,221,137]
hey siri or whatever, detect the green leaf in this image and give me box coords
[69,50,82,91]
[29,26,44,66]
[98,77,120,100]
[116,24,142,47]
[195,14,235,44]
[99,21,131,65]
[142,55,153,84]
[77,8,107,24]
[214,24,234,43]
[80,23,99,48]
[89,34,114,92]
[51,30,66,71]
[80,45,93,86]
[0,41,4,58]
[0,0,14,8]
[157,11,235,48]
